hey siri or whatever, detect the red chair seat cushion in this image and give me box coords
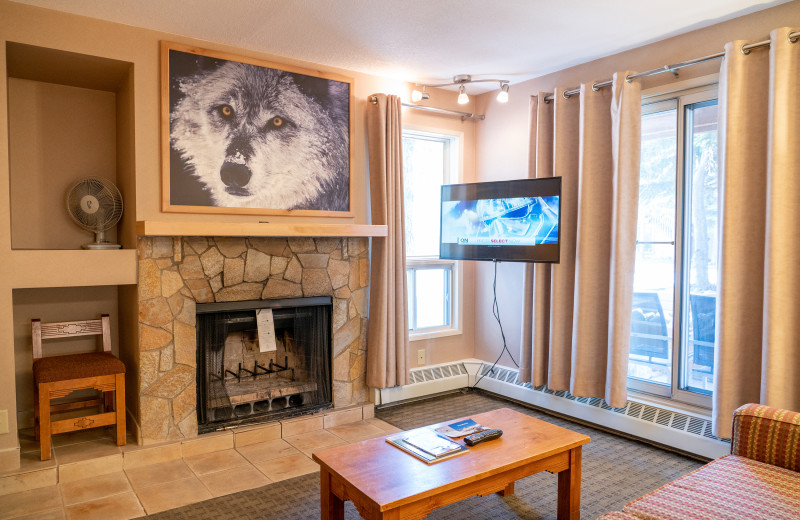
[33,352,125,383]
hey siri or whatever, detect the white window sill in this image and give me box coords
[410,327,462,342]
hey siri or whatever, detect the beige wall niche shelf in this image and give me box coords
[5,250,137,289]
[136,221,388,238]
[6,42,135,251]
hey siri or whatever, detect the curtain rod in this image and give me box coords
[368,95,485,120]
[543,31,799,102]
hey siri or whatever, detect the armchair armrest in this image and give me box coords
[731,403,800,472]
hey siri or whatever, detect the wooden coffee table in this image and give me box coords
[312,407,590,520]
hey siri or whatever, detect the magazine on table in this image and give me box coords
[401,429,463,457]
[435,418,490,438]
[386,428,468,464]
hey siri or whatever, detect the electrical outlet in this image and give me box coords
[417,349,425,366]
[0,410,8,435]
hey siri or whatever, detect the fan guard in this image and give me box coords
[66,177,124,250]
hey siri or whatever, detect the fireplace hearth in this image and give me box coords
[197,297,332,432]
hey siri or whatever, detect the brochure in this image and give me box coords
[386,429,469,464]
[401,429,463,457]
[435,418,490,438]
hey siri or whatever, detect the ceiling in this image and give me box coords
[12,0,793,92]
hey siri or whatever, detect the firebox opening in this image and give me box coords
[196,297,332,433]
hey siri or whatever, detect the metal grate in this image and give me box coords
[407,362,471,385]
[671,413,689,431]
[640,405,658,423]
[405,362,728,444]
[655,409,672,426]
[477,363,728,442]
[688,417,705,435]
[627,402,644,418]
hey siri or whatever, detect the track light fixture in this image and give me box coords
[457,85,469,104]
[497,83,510,103]
[411,74,510,105]
[411,85,430,102]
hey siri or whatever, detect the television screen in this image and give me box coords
[439,177,561,263]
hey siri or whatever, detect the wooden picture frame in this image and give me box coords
[160,41,354,217]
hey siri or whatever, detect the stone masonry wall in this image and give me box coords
[137,236,370,444]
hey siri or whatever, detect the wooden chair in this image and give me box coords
[32,314,126,460]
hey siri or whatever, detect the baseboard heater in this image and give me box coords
[379,360,730,460]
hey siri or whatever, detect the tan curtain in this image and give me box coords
[520,92,554,386]
[520,74,641,408]
[365,94,409,389]
[713,27,800,438]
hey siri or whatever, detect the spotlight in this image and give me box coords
[497,83,509,103]
[411,86,429,102]
[457,85,469,105]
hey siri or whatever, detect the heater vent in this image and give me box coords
[476,363,726,445]
[688,417,705,435]
[627,402,644,418]
[671,413,689,431]
[641,405,658,423]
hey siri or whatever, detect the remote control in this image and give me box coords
[464,429,503,446]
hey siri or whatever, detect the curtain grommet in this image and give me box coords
[741,45,751,55]
[789,34,798,44]
[591,83,600,91]
[562,91,570,99]
[625,74,633,83]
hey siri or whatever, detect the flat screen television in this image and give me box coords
[439,177,561,263]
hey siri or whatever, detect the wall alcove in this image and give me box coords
[4,42,138,454]
[6,42,136,259]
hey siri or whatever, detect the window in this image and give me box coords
[403,130,461,338]
[628,83,718,407]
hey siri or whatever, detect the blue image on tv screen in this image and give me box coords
[441,196,560,247]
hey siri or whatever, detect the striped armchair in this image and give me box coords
[730,403,800,472]
[597,403,800,520]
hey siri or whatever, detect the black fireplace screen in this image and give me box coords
[196,297,332,432]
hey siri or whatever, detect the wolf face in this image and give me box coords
[170,61,349,211]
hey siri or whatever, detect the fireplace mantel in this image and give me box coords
[136,220,388,238]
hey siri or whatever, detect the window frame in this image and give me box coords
[628,75,719,410]
[406,260,457,335]
[402,126,464,341]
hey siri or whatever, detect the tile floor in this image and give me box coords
[0,417,402,520]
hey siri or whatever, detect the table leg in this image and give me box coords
[320,468,344,520]
[497,481,515,497]
[557,446,581,520]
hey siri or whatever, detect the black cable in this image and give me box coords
[472,260,519,389]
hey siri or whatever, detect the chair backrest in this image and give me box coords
[631,292,667,335]
[689,294,716,343]
[32,314,111,361]
[629,291,669,358]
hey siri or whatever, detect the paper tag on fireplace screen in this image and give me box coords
[256,309,277,352]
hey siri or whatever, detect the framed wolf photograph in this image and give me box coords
[160,41,354,216]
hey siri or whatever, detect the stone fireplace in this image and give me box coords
[136,235,370,444]
[196,296,333,432]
